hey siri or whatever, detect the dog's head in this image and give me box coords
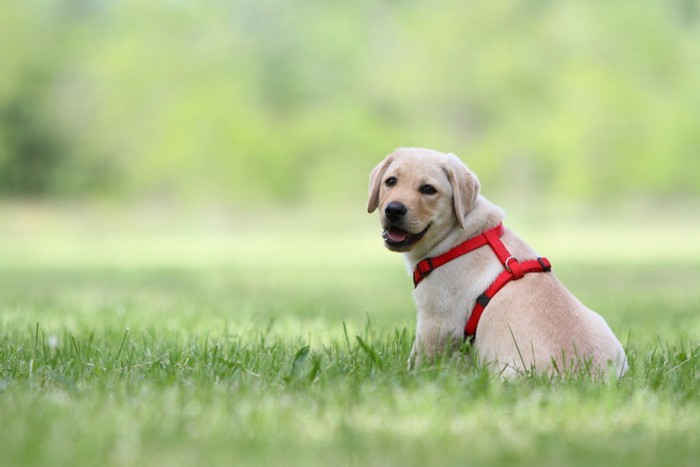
[367,148,480,253]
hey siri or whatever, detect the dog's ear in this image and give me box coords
[445,155,480,229]
[367,155,394,213]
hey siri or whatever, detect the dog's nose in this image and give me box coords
[385,202,407,221]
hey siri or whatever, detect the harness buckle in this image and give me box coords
[476,292,491,308]
[505,256,527,280]
[413,258,435,286]
[504,256,518,273]
[537,257,552,272]
[417,258,434,276]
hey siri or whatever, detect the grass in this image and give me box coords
[0,203,699,466]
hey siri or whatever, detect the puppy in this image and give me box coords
[368,148,627,377]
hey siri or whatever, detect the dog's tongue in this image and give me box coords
[386,227,409,243]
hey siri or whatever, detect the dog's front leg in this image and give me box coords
[408,332,446,369]
[408,336,429,369]
[407,339,417,370]
[409,327,461,369]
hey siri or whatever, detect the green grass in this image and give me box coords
[1,204,699,466]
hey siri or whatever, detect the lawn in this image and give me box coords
[0,203,699,467]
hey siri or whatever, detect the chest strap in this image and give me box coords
[412,223,552,339]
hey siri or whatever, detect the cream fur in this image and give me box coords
[368,147,628,378]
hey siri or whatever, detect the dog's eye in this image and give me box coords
[420,185,437,195]
[385,177,397,187]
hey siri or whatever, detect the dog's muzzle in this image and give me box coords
[382,224,431,250]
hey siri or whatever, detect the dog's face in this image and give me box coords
[367,148,480,253]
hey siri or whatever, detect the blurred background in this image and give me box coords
[2,0,699,208]
[1,0,700,363]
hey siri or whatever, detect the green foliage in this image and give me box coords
[1,1,700,201]
[1,295,699,466]
[0,77,64,195]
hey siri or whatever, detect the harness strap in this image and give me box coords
[411,222,552,340]
[464,257,551,337]
[413,223,505,287]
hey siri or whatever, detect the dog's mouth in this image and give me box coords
[382,224,431,250]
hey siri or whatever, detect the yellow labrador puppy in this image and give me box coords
[368,147,627,377]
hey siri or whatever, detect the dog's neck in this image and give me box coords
[403,195,505,272]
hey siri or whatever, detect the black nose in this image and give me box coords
[385,202,407,221]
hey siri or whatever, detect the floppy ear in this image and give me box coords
[445,155,480,229]
[367,155,394,213]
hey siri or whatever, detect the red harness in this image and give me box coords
[412,222,552,340]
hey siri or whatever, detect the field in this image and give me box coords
[1,203,699,467]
